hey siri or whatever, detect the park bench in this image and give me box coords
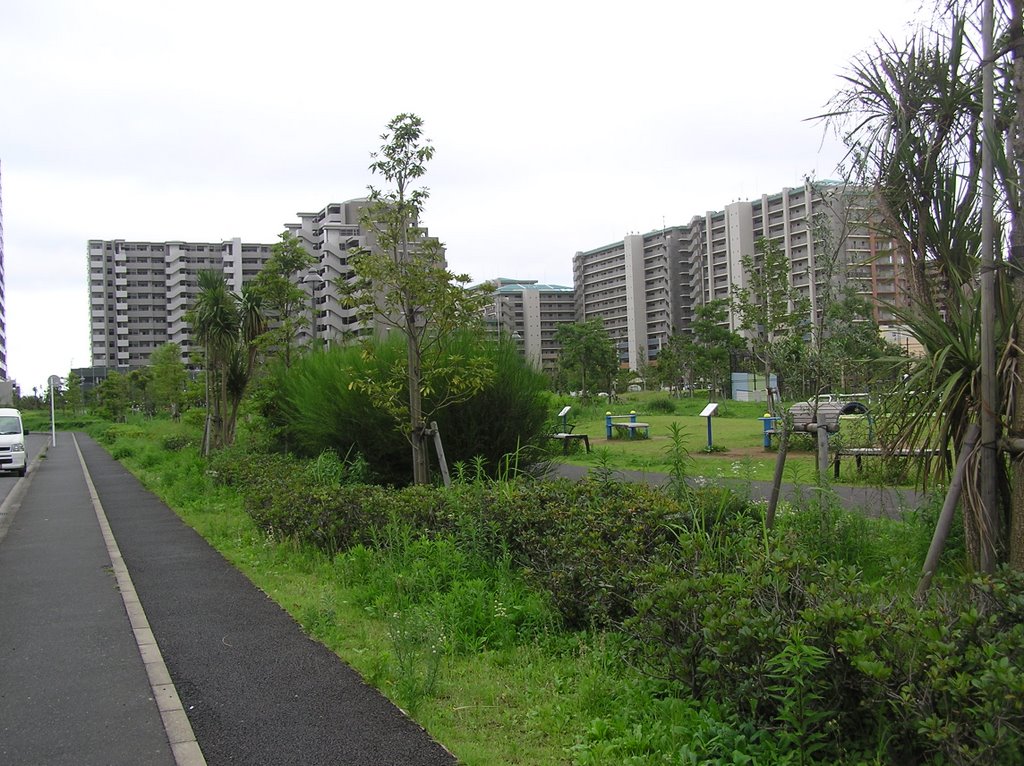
[551,432,592,454]
[832,446,946,479]
[550,405,591,454]
[605,413,650,439]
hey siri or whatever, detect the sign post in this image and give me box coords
[699,402,719,451]
[48,375,62,447]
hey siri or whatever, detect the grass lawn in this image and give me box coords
[549,392,911,487]
[553,396,818,484]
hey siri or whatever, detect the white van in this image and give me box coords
[0,408,27,477]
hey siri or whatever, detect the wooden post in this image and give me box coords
[817,424,830,481]
[429,421,451,489]
[916,424,980,601]
[766,427,789,529]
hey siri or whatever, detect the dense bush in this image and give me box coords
[626,523,1024,765]
[644,396,677,414]
[269,332,551,485]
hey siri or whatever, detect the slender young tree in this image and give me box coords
[731,237,810,410]
[347,114,493,485]
[148,342,188,417]
[251,232,316,368]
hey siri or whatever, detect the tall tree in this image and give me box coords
[192,270,237,451]
[251,232,316,368]
[555,319,619,400]
[346,113,493,485]
[689,299,746,400]
[731,237,811,411]
[63,370,83,415]
[96,371,130,422]
[149,342,188,417]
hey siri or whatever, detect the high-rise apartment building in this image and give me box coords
[692,181,905,328]
[0,160,7,380]
[88,238,274,370]
[574,180,909,369]
[478,278,575,372]
[574,228,692,370]
[89,198,445,370]
[284,198,447,345]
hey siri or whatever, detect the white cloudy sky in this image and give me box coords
[1,0,923,393]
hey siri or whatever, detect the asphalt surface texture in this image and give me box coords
[550,462,925,520]
[0,434,457,766]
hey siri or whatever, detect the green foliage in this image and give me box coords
[250,232,317,368]
[62,370,84,415]
[657,300,745,398]
[96,371,131,422]
[97,414,1024,765]
[555,319,619,399]
[645,396,676,414]
[346,113,494,485]
[160,433,192,452]
[148,342,189,416]
[273,332,550,485]
[731,236,811,405]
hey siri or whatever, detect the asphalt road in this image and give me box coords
[0,434,457,765]
[549,462,924,520]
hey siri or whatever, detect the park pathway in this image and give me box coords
[0,433,456,766]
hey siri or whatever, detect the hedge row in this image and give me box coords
[209,445,1024,764]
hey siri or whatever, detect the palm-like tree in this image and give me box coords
[191,270,251,452]
[823,7,1024,570]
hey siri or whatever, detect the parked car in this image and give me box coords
[0,408,28,477]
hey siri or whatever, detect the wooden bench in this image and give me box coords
[551,432,591,454]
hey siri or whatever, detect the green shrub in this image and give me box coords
[160,433,192,451]
[272,332,551,485]
[626,530,1024,764]
[110,444,134,460]
[99,424,145,444]
[645,397,677,414]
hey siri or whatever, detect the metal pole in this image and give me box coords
[49,380,56,447]
[979,0,999,571]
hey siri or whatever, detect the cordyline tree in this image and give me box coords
[346,113,493,485]
[822,0,1024,571]
[190,270,267,453]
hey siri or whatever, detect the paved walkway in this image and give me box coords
[551,463,925,520]
[0,434,457,766]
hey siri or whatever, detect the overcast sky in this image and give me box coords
[1,0,923,394]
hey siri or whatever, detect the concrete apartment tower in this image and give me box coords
[573,179,908,370]
[284,199,447,345]
[573,227,691,371]
[478,278,575,372]
[88,238,274,370]
[0,160,7,380]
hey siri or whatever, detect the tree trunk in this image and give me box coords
[407,309,429,485]
[1010,0,1024,569]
